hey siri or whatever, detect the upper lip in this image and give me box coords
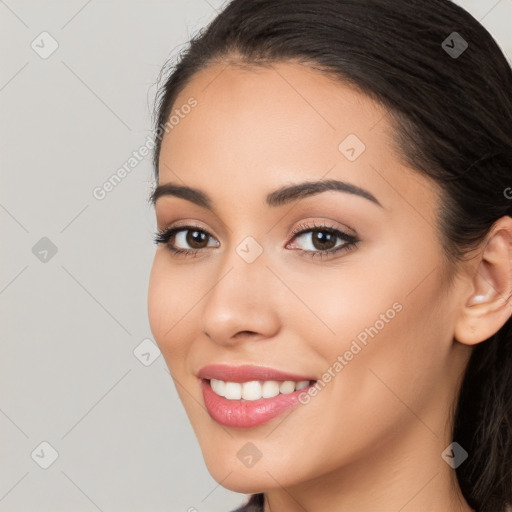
[197,364,317,383]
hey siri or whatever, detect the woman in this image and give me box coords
[147,0,512,510]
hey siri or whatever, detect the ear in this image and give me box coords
[454,216,512,346]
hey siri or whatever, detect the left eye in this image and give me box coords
[289,228,352,252]
[286,224,358,257]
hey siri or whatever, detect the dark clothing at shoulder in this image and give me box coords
[230,493,264,512]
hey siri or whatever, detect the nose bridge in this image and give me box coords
[200,232,280,343]
[216,229,270,293]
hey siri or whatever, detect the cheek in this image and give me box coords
[316,261,451,429]
[264,271,450,479]
[147,253,196,368]
[299,242,451,405]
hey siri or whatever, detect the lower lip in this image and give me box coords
[201,379,313,428]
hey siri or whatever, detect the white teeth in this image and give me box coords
[210,378,225,396]
[242,381,262,401]
[262,380,280,398]
[209,379,311,400]
[224,381,242,400]
[295,380,309,390]
[279,380,296,394]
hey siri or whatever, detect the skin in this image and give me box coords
[147,61,512,512]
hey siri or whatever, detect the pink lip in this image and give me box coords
[197,364,317,428]
[201,380,315,428]
[197,363,316,383]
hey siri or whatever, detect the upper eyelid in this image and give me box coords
[157,215,356,236]
[291,220,356,235]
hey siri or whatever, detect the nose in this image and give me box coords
[200,243,281,347]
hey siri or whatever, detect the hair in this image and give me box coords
[151,1,512,510]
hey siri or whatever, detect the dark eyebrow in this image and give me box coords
[149,179,383,209]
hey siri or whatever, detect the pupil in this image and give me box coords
[313,231,335,250]
[187,230,207,248]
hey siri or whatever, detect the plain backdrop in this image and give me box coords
[1,1,511,511]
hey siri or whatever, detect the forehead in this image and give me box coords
[165,60,387,158]
[158,61,439,221]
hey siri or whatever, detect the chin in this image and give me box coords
[207,467,272,495]
[202,447,309,494]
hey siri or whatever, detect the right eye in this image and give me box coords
[153,225,220,256]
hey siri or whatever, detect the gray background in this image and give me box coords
[1,1,511,511]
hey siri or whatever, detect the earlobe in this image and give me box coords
[454,216,512,346]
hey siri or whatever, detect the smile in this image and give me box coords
[197,364,318,428]
[210,378,311,400]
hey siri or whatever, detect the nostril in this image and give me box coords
[235,331,258,338]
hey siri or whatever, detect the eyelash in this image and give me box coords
[152,221,359,260]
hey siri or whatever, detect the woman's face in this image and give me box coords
[148,61,472,493]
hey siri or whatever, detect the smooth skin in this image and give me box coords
[147,61,512,512]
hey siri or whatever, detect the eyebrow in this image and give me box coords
[149,179,383,209]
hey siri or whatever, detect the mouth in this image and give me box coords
[207,377,315,400]
[197,363,318,428]
[200,375,318,428]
